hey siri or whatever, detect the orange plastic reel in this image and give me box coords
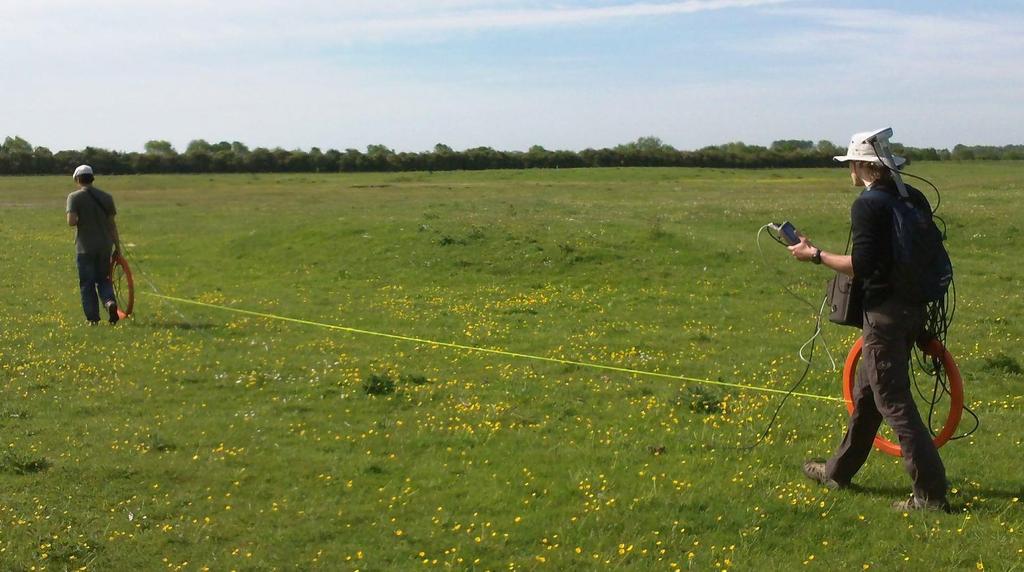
[842,337,963,457]
[110,253,135,319]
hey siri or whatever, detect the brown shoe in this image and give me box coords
[802,460,845,490]
[891,495,951,513]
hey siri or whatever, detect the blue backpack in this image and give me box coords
[863,188,953,303]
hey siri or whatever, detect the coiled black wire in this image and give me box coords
[872,148,979,440]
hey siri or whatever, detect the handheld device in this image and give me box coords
[769,221,800,246]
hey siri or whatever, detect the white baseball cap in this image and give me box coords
[73,164,94,179]
[833,131,906,166]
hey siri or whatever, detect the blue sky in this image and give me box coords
[3,1,1022,152]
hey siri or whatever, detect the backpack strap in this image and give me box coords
[81,187,116,245]
[861,187,895,201]
[862,187,920,213]
[84,187,110,217]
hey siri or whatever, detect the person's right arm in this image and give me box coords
[819,249,854,276]
[66,194,78,226]
[788,236,855,276]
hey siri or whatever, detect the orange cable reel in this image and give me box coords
[110,253,135,319]
[841,336,963,457]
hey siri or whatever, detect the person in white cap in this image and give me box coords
[788,130,950,512]
[66,165,122,324]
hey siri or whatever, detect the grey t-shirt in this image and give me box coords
[66,186,117,255]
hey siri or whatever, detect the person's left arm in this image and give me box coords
[107,197,121,254]
[109,215,122,254]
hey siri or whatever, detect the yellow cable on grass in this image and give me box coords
[142,292,845,403]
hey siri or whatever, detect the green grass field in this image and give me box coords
[1,164,1022,570]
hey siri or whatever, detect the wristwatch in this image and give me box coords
[811,248,823,265]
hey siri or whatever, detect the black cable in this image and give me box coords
[711,227,837,451]
[708,305,824,452]
[868,142,978,441]
[717,224,859,451]
[767,232,787,247]
[899,170,942,215]
[749,311,823,446]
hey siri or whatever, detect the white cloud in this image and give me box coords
[719,5,1024,145]
[2,1,1021,151]
[1,0,791,56]
[753,7,1024,81]
[350,0,790,35]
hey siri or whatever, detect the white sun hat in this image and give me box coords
[73,164,94,179]
[833,130,906,167]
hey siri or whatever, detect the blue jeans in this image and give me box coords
[77,252,117,322]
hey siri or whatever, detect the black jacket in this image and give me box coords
[850,181,932,308]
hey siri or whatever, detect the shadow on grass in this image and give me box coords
[853,483,1023,500]
[849,483,1024,514]
[846,483,912,497]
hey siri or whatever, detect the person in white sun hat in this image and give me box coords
[788,129,950,512]
[66,165,122,325]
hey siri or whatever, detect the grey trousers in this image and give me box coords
[825,297,948,501]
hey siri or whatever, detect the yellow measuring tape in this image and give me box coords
[142,292,844,403]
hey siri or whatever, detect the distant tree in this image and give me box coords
[144,140,177,156]
[53,150,86,173]
[2,135,33,154]
[247,148,276,172]
[185,139,213,155]
[614,136,680,166]
[307,147,324,172]
[1,136,35,173]
[905,146,941,162]
[0,133,1015,175]
[814,140,841,155]
[770,139,814,152]
[271,148,292,171]
[1004,146,1024,160]
[210,141,232,153]
[210,149,237,172]
[463,147,499,170]
[395,151,424,171]
[339,148,364,172]
[580,147,620,167]
[951,145,975,161]
[32,146,56,173]
[365,144,394,171]
[284,150,311,172]
[430,144,457,171]
[81,146,128,174]
[635,136,675,152]
[525,145,551,168]
[552,149,584,169]
[322,149,342,172]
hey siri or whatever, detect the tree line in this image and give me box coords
[1,135,1021,176]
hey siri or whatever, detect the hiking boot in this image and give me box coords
[891,495,951,513]
[106,301,119,324]
[802,460,846,490]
